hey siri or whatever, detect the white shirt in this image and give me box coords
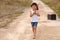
[30,9,39,22]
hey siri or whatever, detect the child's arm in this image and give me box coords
[36,13,40,16]
[36,11,40,16]
[30,11,34,17]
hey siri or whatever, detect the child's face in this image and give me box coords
[32,5,37,10]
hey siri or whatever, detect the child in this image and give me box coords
[30,3,40,39]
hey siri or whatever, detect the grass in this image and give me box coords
[0,0,32,7]
[41,0,60,18]
[0,10,23,28]
[0,0,32,28]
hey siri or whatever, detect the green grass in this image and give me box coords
[41,0,60,18]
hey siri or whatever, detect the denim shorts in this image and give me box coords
[31,22,38,27]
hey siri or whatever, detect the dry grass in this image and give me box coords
[41,0,60,18]
[0,0,32,28]
[0,0,32,7]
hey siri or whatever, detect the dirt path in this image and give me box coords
[0,0,60,40]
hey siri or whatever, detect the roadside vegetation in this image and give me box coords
[0,0,32,28]
[41,0,60,18]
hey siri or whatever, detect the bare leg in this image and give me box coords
[32,27,37,39]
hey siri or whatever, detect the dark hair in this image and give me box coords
[31,3,39,10]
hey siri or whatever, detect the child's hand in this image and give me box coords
[33,10,36,14]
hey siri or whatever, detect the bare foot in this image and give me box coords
[33,35,36,39]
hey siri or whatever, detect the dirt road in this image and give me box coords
[0,0,60,40]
